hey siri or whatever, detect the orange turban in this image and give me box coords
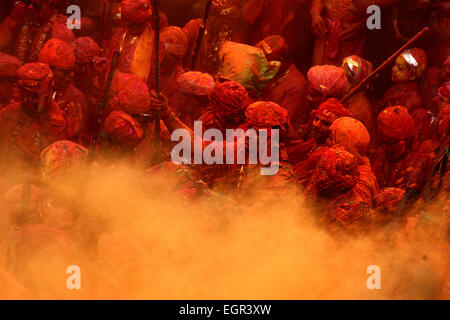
[331,117,371,154]
[111,73,151,115]
[39,39,75,68]
[104,111,144,146]
[120,0,152,24]
[313,98,352,122]
[377,106,415,142]
[307,65,350,98]
[245,101,289,129]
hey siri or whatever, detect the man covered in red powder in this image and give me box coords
[303,64,351,118]
[341,55,377,148]
[255,35,308,125]
[289,98,352,176]
[105,72,172,167]
[72,36,103,140]
[381,48,428,113]
[371,105,440,198]
[99,110,145,165]
[157,26,189,108]
[198,80,250,135]
[38,39,87,144]
[310,0,367,66]
[236,101,297,201]
[0,0,75,63]
[106,0,154,83]
[150,93,297,196]
[0,63,67,184]
[305,146,375,229]
[175,71,216,128]
[330,117,379,205]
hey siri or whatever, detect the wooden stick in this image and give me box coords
[340,27,430,103]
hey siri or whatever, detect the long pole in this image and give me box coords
[340,27,430,103]
[191,0,213,70]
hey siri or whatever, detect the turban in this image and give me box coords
[104,111,144,146]
[377,106,415,142]
[411,108,439,142]
[438,104,450,136]
[307,65,350,98]
[161,26,189,58]
[111,73,151,115]
[245,101,289,129]
[255,35,290,62]
[177,72,215,96]
[438,81,450,99]
[310,146,359,196]
[40,140,88,181]
[209,80,249,116]
[399,48,427,78]
[120,0,152,24]
[17,63,53,81]
[373,188,405,213]
[73,37,100,65]
[0,52,21,78]
[341,55,373,85]
[39,39,75,68]
[331,117,371,154]
[313,98,352,122]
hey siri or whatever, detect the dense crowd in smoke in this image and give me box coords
[0,0,448,299]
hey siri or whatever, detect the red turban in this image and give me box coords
[307,65,350,98]
[309,146,359,196]
[120,0,152,24]
[209,81,249,116]
[377,106,415,142]
[0,52,21,78]
[73,37,100,65]
[161,26,189,58]
[17,63,53,81]
[331,116,371,154]
[245,101,289,129]
[111,73,151,115]
[39,39,75,68]
[313,98,352,122]
[438,104,450,136]
[177,71,215,96]
[255,35,290,62]
[438,81,450,99]
[400,48,427,78]
[104,111,144,146]
[40,140,88,180]
[341,55,373,85]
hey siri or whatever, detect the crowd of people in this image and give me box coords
[0,0,448,298]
